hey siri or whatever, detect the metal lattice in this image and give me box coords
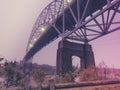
[27,0,120,53]
[26,0,75,51]
[24,0,120,62]
[23,1,120,89]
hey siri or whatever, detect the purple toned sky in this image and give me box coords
[0,0,120,68]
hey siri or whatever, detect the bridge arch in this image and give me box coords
[24,0,120,64]
[23,0,120,76]
[22,0,120,89]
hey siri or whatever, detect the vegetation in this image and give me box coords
[59,71,76,83]
[0,60,55,89]
[3,61,24,87]
[58,62,120,83]
[31,68,47,88]
[79,66,99,81]
[58,66,99,83]
[32,63,56,75]
[0,59,120,90]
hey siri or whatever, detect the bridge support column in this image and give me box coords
[23,62,32,90]
[56,40,95,75]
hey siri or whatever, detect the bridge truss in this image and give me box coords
[27,0,120,55]
[22,0,120,89]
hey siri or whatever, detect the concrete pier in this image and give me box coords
[56,40,95,75]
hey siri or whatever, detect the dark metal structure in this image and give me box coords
[24,0,120,61]
[22,0,120,89]
[22,0,120,74]
[56,40,95,75]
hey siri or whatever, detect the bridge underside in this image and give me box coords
[24,0,120,61]
[23,0,120,74]
[22,0,120,89]
[56,40,95,75]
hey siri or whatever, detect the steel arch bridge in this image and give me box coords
[23,0,120,66]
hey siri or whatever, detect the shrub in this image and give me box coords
[79,67,99,81]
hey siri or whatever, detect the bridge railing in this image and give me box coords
[41,79,120,90]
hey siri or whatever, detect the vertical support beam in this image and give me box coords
[49,79,55,90]
[80,0,93,22]
[62,0,65,34]
[23,62,32,90]
[56,43,72,75]
[77,0,80,21]
[56,40,95,75]
[24,70,30,90]
[83,44,95,68]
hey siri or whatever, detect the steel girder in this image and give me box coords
[24,0,120,62]
[65,0,120,43]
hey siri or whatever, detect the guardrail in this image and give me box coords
[42,80,120,90]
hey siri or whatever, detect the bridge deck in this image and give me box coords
[24,0,111,60]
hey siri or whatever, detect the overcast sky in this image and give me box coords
[0,0,52,60]
[0,0,120,68]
